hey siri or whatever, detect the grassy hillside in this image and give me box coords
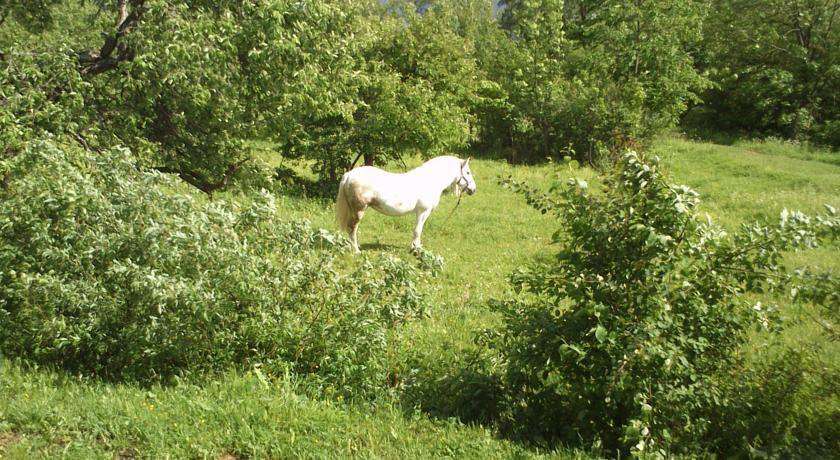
[1,136,837,458]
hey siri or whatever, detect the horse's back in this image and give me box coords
[344,166,408,191]
[346,165,400,180]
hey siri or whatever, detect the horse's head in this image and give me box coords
[458,157,477,195]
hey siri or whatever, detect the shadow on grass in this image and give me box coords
[360,242,403,251]
[679,107,839,154]
[395,342,580,453]
[398,347,507,432]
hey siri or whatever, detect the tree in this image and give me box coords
[562,0,709,133]
[475,0,708,163]
[3,0,484,186]
[696,0,840,147]
[280,2,478,181]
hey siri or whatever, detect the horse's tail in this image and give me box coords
[335,172,354,234]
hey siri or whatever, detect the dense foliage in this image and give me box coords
[1,0,481,185]
[281,4,479,181]
[491,152,838,455]
[691,0,840,148]
[0,0,62,33]
[0,139,426,397]
[6,0,832,178]
[472,0,708,163]
[1,0,721,186]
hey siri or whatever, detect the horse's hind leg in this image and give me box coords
[350,209,365,253]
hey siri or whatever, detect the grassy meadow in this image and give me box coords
[1,135,838,458]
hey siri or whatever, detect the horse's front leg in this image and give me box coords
[411,209,432,251]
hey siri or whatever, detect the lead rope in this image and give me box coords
[440,193,463,226]
[439,176,466,226]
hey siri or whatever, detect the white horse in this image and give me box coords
[335,156,477,253]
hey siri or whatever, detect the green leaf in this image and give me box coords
[595,325,607,343]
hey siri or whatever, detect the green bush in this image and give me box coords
[0,44,91,150]
[490,152,838,455]
[702,345,839,457]
[0,139,426,397]
[695,0,840,148]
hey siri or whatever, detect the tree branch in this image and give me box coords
[78,0,146,76]
[154,158,249,196]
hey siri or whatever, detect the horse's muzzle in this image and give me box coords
[467,187,476,195]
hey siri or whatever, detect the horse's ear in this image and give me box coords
[463,157,471,167]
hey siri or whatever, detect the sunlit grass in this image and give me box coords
[0,361,553,459]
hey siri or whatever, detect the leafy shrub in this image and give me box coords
[490,152,838,455]
[701,344,839,457]
[0,44,91,151]
[412,247,445,276]
[0,139,427,397]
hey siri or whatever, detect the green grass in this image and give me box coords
[0,360,557,459]
[2,135,838,458]
[733,138,840,167]
[652,136,839,271]
[653,136,839,228]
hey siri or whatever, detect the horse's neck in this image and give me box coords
[413,162,459,193]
